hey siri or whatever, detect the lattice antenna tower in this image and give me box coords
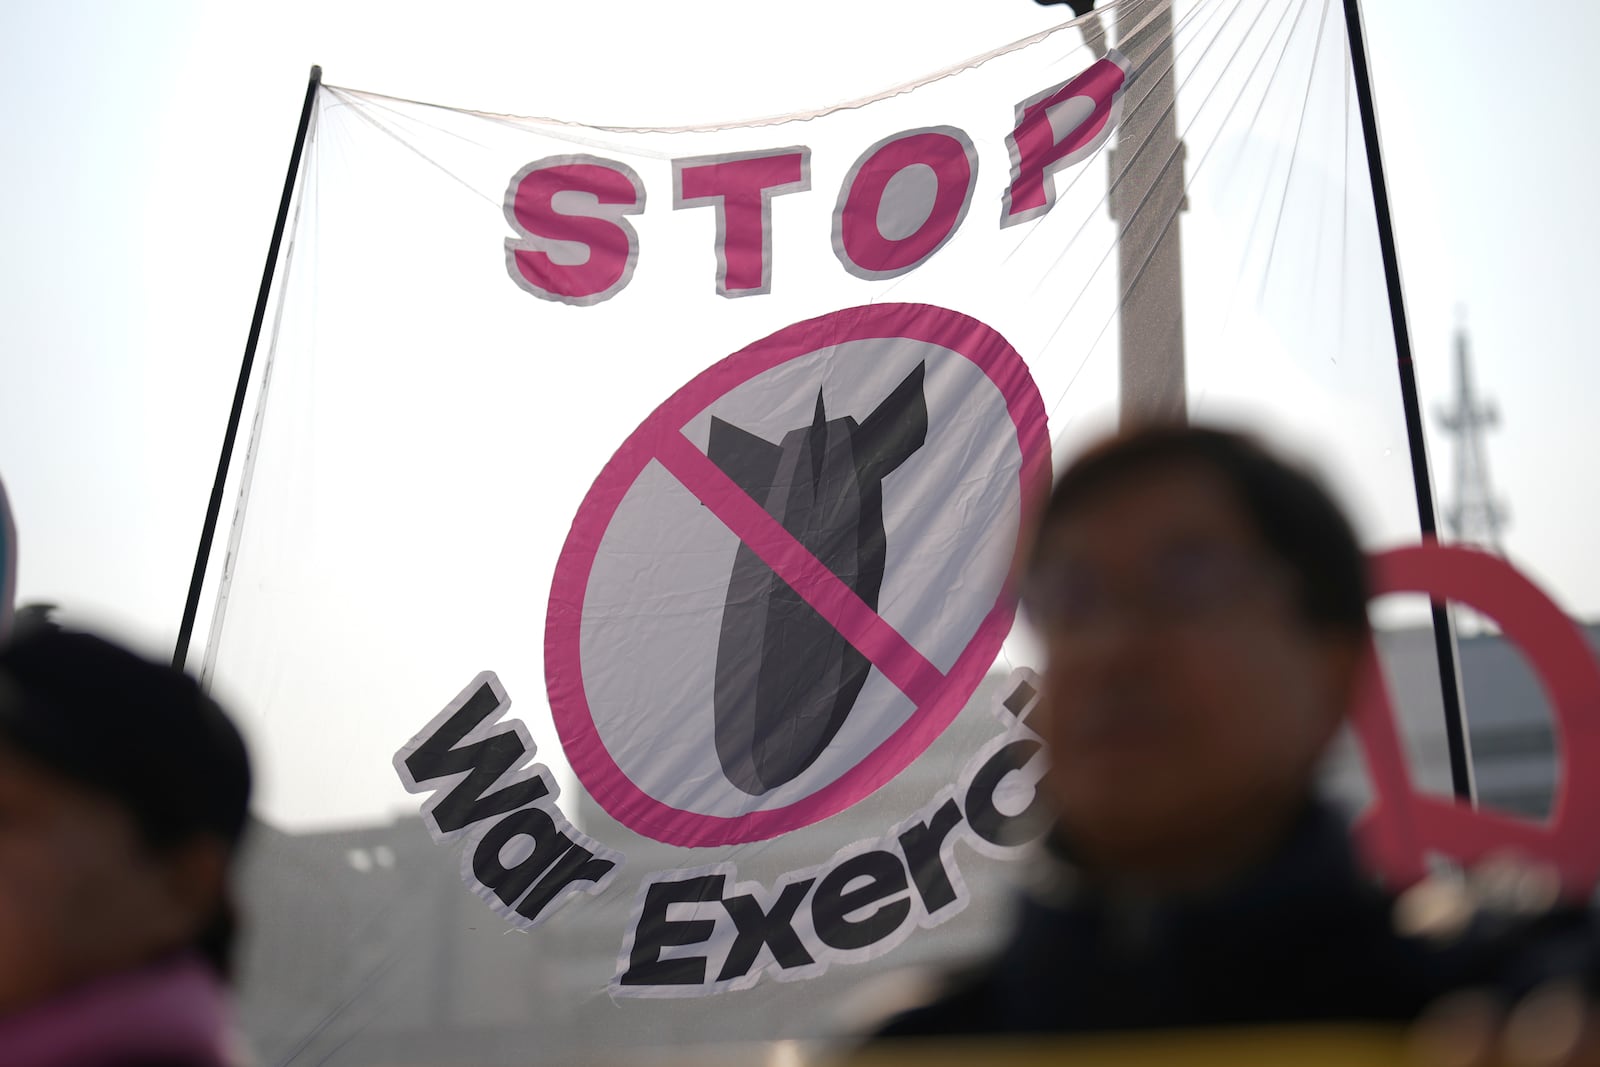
[1437,320,1508,552]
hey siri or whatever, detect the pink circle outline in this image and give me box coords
[544,303,1050,847]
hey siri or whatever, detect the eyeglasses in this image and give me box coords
[1020,542,1290,634]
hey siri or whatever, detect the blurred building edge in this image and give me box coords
[230,628,1577,1066]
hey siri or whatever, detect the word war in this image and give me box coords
[393,672,624,929]
[396,669,1048,993]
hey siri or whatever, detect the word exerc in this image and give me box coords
[504,55,1129,305]
[393,671,624,929]
[612,671,1049,996]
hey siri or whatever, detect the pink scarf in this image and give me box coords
[0,955,235,1067]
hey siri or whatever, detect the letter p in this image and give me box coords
[1002,51,1129,227]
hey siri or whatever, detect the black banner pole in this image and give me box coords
[1341,2,1474,803]
[172,65,322,671]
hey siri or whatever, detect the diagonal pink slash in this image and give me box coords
[654,431,947,709]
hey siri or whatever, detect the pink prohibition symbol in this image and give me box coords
[545,303,1050,847]
[1353,540,1600,898]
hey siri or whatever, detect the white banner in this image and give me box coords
[205,0,1429,1060]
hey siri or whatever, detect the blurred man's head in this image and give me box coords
[1021,426,1368,888]
[0,626,250,1013]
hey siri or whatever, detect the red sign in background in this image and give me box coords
[1354,541,1600,895]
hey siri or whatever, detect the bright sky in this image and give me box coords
[3,0,1597,658]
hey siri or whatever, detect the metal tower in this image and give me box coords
[1438,322,1508,552]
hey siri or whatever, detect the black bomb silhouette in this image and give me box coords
[707,363,928,795]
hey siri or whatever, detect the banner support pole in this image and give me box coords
[172,65,322,671]
[1342,2,1474,804]
[1109,0,1187,426]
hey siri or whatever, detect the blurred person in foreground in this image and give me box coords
[873,425,1598,1059]
[0,621,251,1067]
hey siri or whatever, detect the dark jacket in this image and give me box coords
[878,803,1597,1037]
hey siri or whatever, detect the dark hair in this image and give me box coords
[1030,425,1370,636]
[0,626,252,976]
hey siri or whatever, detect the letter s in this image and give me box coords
[503,155,645,306]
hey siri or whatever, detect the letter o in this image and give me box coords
[833,127,978,280]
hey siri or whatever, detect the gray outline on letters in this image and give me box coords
[502,154,646,307]
[1001,49,1130,229]
[672,147,811,299]
[393,671,625,930]
[831,126,979,282]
